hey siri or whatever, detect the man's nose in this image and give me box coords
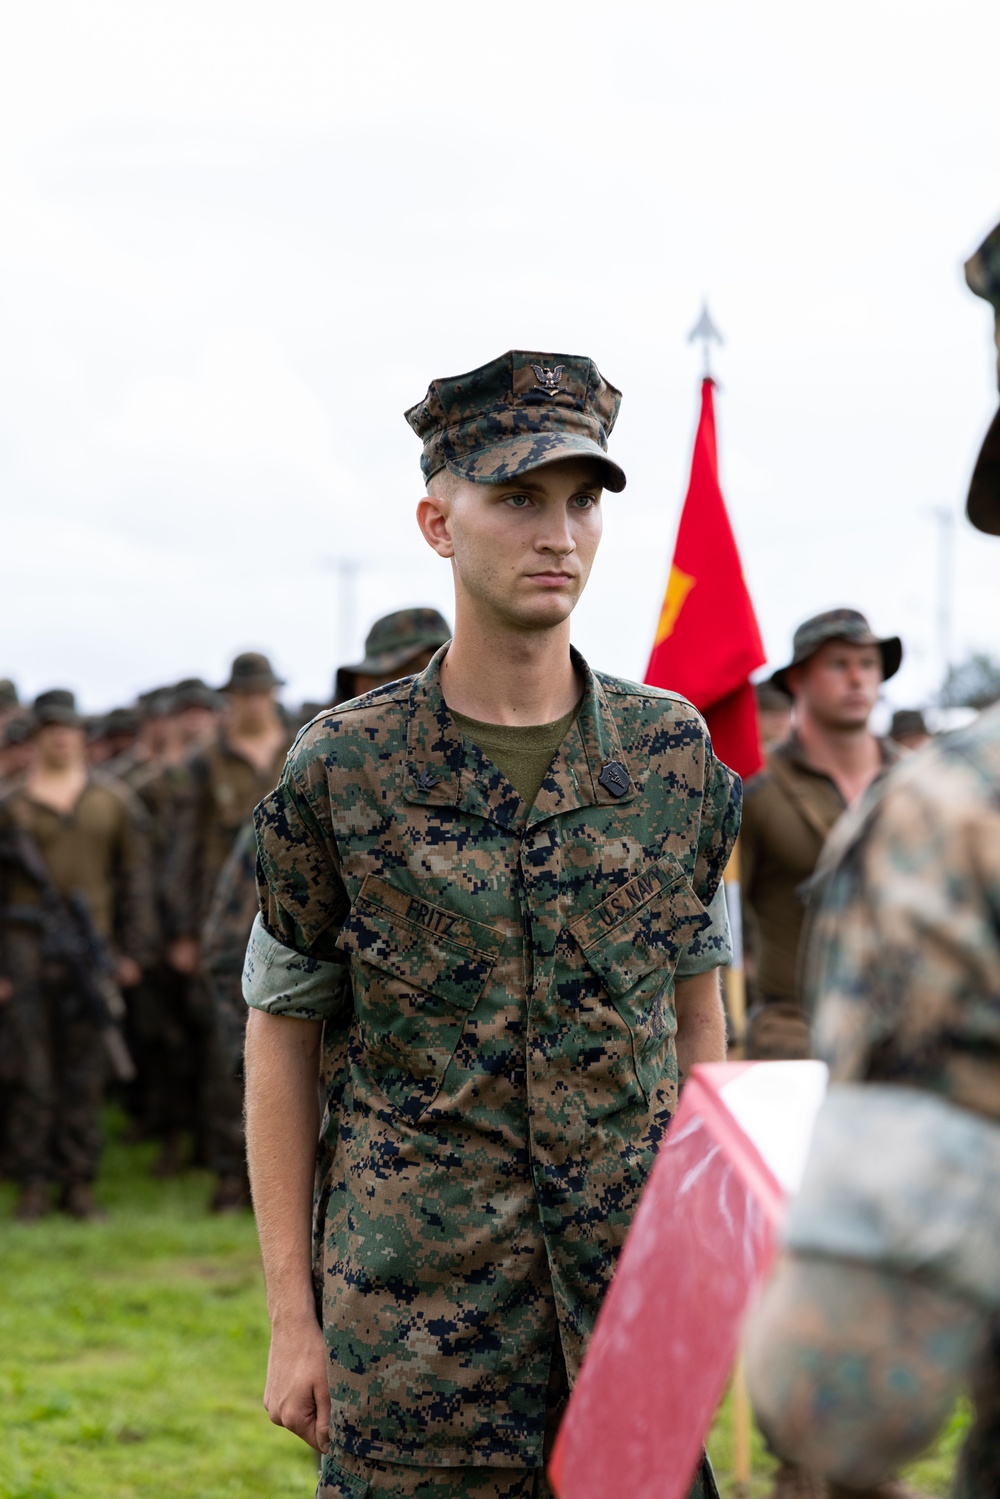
[537,514,576,554]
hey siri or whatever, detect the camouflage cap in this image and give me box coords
[172,677,222,712]
[0,679,18,711]
[102,706,140,737]
[405,350,626,492]
[33,688,82,728]
[335,607,451,702]
[220,652,284,693]
[768,609,902,696]
[965,221,1000,536]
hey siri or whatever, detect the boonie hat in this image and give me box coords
[220,652,284,693]
[405,350,626,492]
[769,609,902,696]
[33,688,82,728]
[335,608,451,703]
[965,221,1000,536]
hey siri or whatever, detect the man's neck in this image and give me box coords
[440,618,580,726]
[27,759,88,814]
[793,713,882,807]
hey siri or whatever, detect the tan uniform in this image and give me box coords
[162,733,290,940]
[0,774,156,1188]
[740,734,899,1007]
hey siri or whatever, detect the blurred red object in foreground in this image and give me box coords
[549,1061,827,1499]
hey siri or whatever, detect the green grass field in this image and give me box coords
[0,1117,963,1499]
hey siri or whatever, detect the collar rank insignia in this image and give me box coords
[532,363,565,397]
[598,760,630,798]
[413,768,441,792]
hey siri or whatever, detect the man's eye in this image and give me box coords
[572,495,596,509]
[506,495,532,508]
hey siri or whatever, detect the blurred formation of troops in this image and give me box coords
[0,609,451,1222]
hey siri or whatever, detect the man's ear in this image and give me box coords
[416,496,455,559]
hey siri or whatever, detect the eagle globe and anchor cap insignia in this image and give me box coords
[403,350,627,492]
[532,363,565,397]
[599,760,631,798]
[413,768,441,793]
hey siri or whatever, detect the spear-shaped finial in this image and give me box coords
[687,302,724,378]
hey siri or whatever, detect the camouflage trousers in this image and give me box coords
[316,1451,554,1499]
[2,927,106,1186]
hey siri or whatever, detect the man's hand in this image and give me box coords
[167,935,200,975]
[263,1314,331,1452]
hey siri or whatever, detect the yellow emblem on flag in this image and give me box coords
[654,565,696,646]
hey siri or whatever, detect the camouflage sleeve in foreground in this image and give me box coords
[807,702,1000,1122]
[675,879,732,977]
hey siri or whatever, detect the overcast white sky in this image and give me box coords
[2,0,999,716]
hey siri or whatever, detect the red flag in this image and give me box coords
[645,379,765,780]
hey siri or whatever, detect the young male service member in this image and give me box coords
[243,352,742,1499]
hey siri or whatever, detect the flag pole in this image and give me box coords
[687,302,753,1493]
[687,301,723,379]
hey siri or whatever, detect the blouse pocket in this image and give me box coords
[567,855,710,1098]
[336,874,502,1121]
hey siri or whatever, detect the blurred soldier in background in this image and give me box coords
[333,607,451,704]
[740,611,902,1061]
[755,681,793,754]
[200,610,454,1183]
[0,679,20,731]
[746,220,1000,1498]
[888,708,932,753]
[0,712,34,787]
[0,690,156,1221]
[162,652,291,1211]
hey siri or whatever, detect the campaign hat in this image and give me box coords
[405,350,626,492]
[769,609,902,696]
[965,222,1000,535]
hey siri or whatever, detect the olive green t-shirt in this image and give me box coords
[450,703,581,809]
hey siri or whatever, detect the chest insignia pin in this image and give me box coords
[598,761,630,798]
[413,768,441,792]
[531,363,565,397]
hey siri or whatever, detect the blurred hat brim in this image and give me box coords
[33,708,83,729]
[445,432,626,493]
[335,639,448,702]
[220,673,285,692]
[769,634,902,696]
[967,404,1000,536]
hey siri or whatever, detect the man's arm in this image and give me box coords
[675,968,726,1085]
[244,1008,330,1454]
